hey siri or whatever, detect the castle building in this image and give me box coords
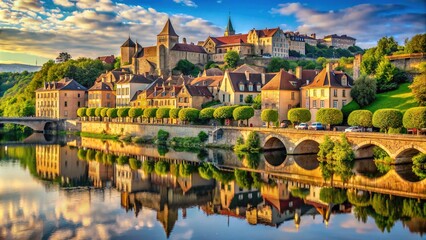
[322,34,356,49]
[285,32,306,55]
[35,77,87,119]
[120,19,209,77]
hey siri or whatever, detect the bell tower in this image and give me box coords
[157,18,179,77]
[224,16,235,36]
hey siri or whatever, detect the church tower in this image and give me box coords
[224,16,235,36]
[157,18,179,77]
[120,37,136,66]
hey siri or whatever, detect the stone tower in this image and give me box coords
[120,37,136,66]
[157,18,179,77]
[353,53,362,80]
[224,16,235,36]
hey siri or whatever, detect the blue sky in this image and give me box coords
[0,0,425,65]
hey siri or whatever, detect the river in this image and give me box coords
[0,133,425,240]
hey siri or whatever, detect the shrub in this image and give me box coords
[170,108,181,120]
[233,106,254,125]
[142,160,155,173]
[179,163,196,177]
[350,75,377,106]
[156,107,170,122]
[117,155,129,165]
[198,163,213,180]
[86,107,96,118]
[95,108,104,117]
[157,129,169,143]
[106,154,116,165]
[234,131,260,153]
[261,109,278,127]
[201,100,221,109]
[316,108,343,127]
[213,106,237,119]
[318,135,335,161]
[155,161,170,175]
[372,109,403,133]
[107,108,118,118]
[95,151,104,162]
[244,95,254,104]
[199,107,215,120]
[403,107,426,131]
[287,108,311,125]
[234,169,253,189]
[86,149,96,161]
[128,108,143,118]
[412,153,426,180]
[77,108,87,118]
[410,73,426,106]
[178,108,200,123]
[198,131,208,142]
[320,188,347,204]
[224,50,240,68]
[341,101,361,122]
[132,135,154,144]
[252,94,261,109]
[77,148,87,161]
[117,107,130,118]
[129,158,142,170]
[348,110,373,127]
[144,107,158,122]
[100,108,109,118]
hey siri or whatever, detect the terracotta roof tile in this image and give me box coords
[190,76,223,88]
[89,81,114,91]
[262,69,301,91]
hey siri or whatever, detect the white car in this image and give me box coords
[295,123,308,130]
[345,126,362,132]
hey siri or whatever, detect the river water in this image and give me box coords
[0,134,425,240]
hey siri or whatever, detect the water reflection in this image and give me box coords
[0,143,425,239]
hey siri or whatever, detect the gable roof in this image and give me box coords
[89,81,114,91]
[227,71,276,93]
[190,76,223,88]
[37,77,87,91]
[121,37,136,47]
[202,68,223,76]
[171,43,207,53]
[302,66,353,88]
[184,85,213,97]
[233,64,264,73]
[210,34,249,46]
[157,18,178,37]
[97,55,115,64]
[262,69,301,91]
[117,74,154,84]
[251,28,279,38]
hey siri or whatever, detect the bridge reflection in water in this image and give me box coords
[1,137,425,238]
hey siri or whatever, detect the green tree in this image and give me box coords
[128,108,143,119]
[289,50,301,57]
[405,34,426,53]
[233,106,254,125]
[412,153,426,180]
[179,163,196,177]
[410,73,426,105]
[350,75,377,106]
[261,109,278,128]
[252,94,261,109]
[129,158,142,170]
[95,108,104,118]
[198,131,208,142]
[213,106,237,120]
[316,57,328,68]
[106,108,118,118]
[100,108,109,118]
[114,56,121,69]
[155,161,170,175]
[173,59,200,76]
[156,107,170,123]
[199,107,215,120]
[267,57,290,72]
[287,108,311,125]
[142,160,155,173]
[375,58,398,92]
[316,108,343,129]
[244,95,253,104]
[361,48,378,75]
[178,108,200,123]
[157,129,169,143]
[224,50,240,68]
[77,107,87,118]
[375,36,399,57]
[169,108,181,124]
[348,110,373,128]
[234,169,253,189]
[341,101,361,123]
[58,52,72,62]
[372,109,403,133]
[318,135,335,161]
[143,107,158,123]
[117,107,130,118]
[86,107,96,120]
[117,155,129,165]
[403,107,426,132]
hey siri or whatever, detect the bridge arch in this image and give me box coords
[44,121,58,132]
[353,141,392,160]
[263,134,287,153]
[394,146,424,164]
[293,138,320,155]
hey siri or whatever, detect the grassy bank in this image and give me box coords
[78,132,120,140]
[363,83,418,113]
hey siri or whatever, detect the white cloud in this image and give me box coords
[271,2,426,48]
[12,0,44,12]
[76,0,116,12]
[173,0,197,8]
[53,0,74,7]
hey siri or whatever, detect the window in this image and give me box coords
[239,83,244,91]
[334,89,337,97]
[248,193,252,199]
[321,89,324,97]
[333,100,338,108]
[320,100,324,108]
[341,75,347,86]
[64,110,68,117]
[305,90,309,97]
[291,92,295,100]
[107,93,110,99]
[64,101,67,107]
[78,93,80,98]
[248,84,253,91]
[78,101,80,107]
[313,89,317,97]
[257,84,261,91]
[222,94,225,102]
[64,93,67,97]
[238,194,243,200]
[342,100,347,106]
[313,100,317,108]
[342,90,346,97]
[240,95,243,103]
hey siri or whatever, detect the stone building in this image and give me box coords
[115,73,153,107]
[189,75,223,100]
[120,19,209,77]
[285,32,306,55]
[88,81,115,108]
[352,54,362,80]
[176,84,213,109]
[322,34,356,49]
[35,77,87,119]
[300,63,354,121]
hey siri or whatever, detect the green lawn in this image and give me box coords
[362,83,418,113]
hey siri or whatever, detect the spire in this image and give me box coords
[121,36,136,48]
[224,15,235,36]
[157,18,179,37]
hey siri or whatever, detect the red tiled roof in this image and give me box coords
[97,55,115,64]
[89,81,114,91]
[210,34,248,46]
[190,76,223,88]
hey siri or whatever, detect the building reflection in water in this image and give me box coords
[25,144,426,238]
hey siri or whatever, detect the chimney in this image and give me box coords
[326,62,333,72]
[288,69,293,74]
[183,37,187,44]
[245,70,250,81]
[306,80,310,85]
[295,66,302,79]
[261,73,265,85]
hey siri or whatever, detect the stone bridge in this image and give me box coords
[217,127,426,164]
[0,117,62,132]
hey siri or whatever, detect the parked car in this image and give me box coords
[262,53,272,58]
[295,123,308,130]
[345,126,363,132]
[280,120,291,128]
[309,122,325,130]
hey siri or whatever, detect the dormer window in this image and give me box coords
[239,82,244,91]
[256,83,261,91]
[341,75,347,86]
[248,84,253,91]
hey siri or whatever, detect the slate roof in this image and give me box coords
[117,74,154,84]
[89,81,114,91]
[261,69,301,91]
[171,43,207,53]
[157,18,178,37]
[121,37,136,47]
[302,66,353,88]
[227,71,276,93]
[184,85,213,97]
[190,76,223,88]
[202,68,223,76]
[37,78,87,91]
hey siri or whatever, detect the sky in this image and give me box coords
[0,0,425,65]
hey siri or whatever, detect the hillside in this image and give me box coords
[362,83,418,113]
[0,64,41,73]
